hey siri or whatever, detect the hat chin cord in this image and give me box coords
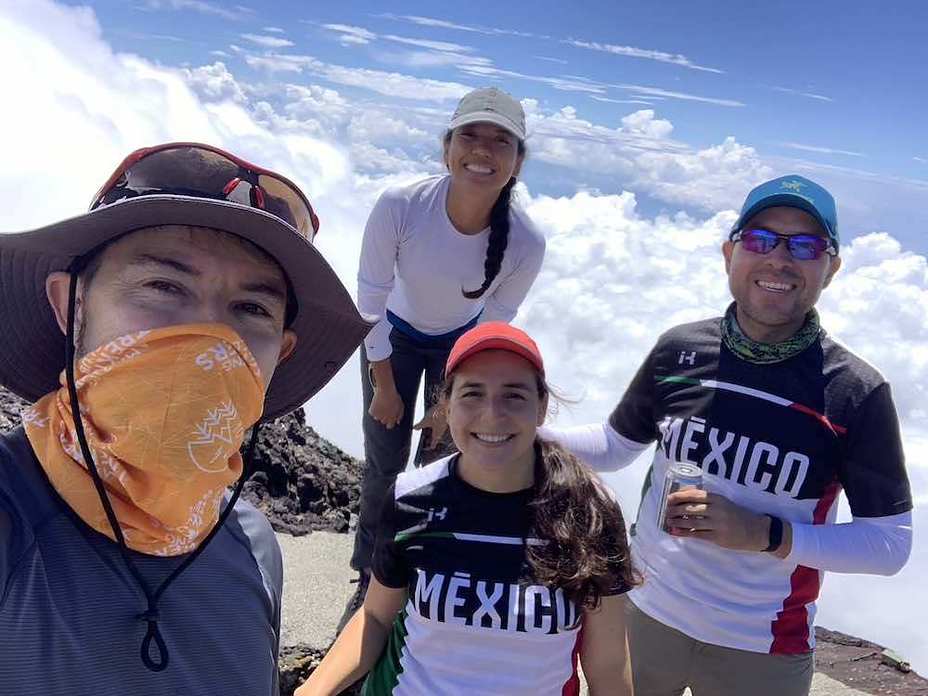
[64,271,260,673]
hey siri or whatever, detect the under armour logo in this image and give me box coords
[678,351,697,366]
[426,506,448,522]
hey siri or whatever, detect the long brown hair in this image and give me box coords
[439,370,640,610]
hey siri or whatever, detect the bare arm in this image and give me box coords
[295,578,407,696]
[580,594,634,696]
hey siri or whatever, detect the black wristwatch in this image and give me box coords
[763,515,783,553]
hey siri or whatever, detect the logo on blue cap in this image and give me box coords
[733,174,839,250]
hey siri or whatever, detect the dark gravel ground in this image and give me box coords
[813,627,928,695]
[2,386,924,695]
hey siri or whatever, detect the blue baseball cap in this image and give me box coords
[731,174,839,251]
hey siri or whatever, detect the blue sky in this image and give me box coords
[2,0,927,674]
[77,0,928,251]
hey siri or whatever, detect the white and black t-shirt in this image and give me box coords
[612,317,911,655]
[365,455,629,696]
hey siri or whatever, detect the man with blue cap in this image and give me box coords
[542,175,912,695]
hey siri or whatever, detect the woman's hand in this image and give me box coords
[295,578,407,696]
[367,358,404,429]
[369,385,404,429]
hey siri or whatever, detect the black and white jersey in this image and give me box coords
[365,455,628,695]
[611,317,911,655]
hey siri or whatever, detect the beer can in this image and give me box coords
[657,462,703,533]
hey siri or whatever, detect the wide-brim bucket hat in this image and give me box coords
[0,142,372,420]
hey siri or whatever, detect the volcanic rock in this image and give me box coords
[241,407,362,536]
[278,644,362,696]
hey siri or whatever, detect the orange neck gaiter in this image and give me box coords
[23,324,265,556]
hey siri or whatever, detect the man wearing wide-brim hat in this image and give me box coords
[0,142,371,694]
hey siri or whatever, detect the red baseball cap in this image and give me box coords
[445,322,544,376]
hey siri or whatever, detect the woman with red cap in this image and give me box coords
[300,322,636,696]
[347,87,546,620]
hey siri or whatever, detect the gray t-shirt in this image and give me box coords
[0,427,283,696]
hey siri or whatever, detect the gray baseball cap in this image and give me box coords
[449,87,526,140]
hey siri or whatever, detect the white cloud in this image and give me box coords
[612,82,745,107]
[245,52,472,101]
[379,50,493,70]
[772,86,834,103]
[782,142,864,158]
[240,33,294,49]
[140,0,250,20]
[591,96,654,106]
[182,61,247,103]
[378,13,541,38]
[3,0,927,675]
[621,109,673,139]
[524,104,770,212]
[566,38,723,73]
[263,26,284,33]
[913,156,926,164]
[382,35,472,53]
[322,23,377,46]
[458,64,607,95]
[534,55,568,65]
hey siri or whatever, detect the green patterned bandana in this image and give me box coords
[721,303,821,364]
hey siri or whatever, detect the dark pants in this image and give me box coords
[350,329,456,570]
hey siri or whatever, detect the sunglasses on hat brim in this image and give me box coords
[91,142,320,241]
[731,228,837,261]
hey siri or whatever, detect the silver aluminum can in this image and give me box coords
[657,462,703,533]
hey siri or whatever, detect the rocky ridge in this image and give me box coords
[1,386,923,695]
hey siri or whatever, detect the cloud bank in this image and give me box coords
[1,0,925,674]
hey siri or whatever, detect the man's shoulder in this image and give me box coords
[227,495,280,555]
[652,316,722,356]
[0,428,58,522]
[820,332,888,391]
[226,495,283,593]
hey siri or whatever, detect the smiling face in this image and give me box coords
[445,350,547,492]
[46,225,297,389]
[722,206,841,343]
[443,122,524,194]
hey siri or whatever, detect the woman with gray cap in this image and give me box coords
[345,87,546,623]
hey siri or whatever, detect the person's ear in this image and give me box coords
[536,392,549,427]
[821,255,842,289]
[277,329,298,363]
[45,272,78,336]
[722,240,735,274]
[512,150,525,179]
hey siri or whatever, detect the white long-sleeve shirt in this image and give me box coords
[539,421,912,577]
[358,176,546,361]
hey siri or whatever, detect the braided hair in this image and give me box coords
[463,176,517,299]
[442,130,526,300]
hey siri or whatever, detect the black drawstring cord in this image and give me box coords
[64,271,261,672]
